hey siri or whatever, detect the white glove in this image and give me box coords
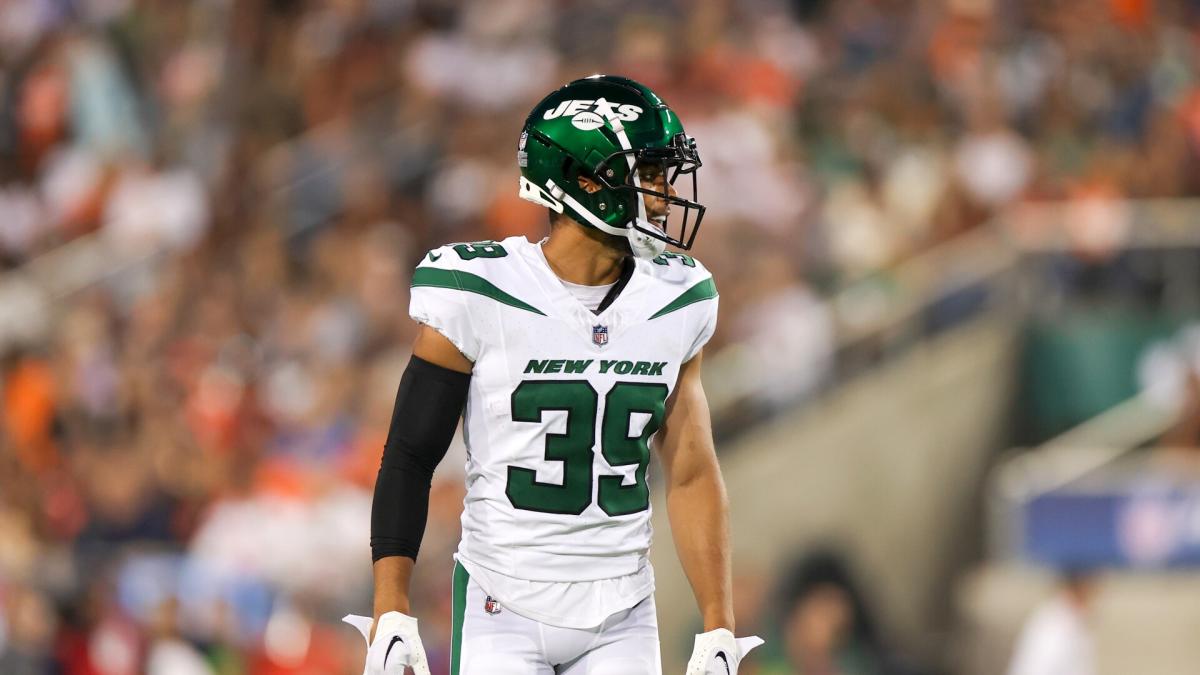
[685,628,763,675]
[343,612,431,675]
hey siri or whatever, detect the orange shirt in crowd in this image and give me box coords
[4,357,58,473]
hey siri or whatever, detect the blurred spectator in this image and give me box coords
[143,597,211,675]
[1159,371,1200,450]
[102,159,209,255]
[0,584,57,675]
[1140,325,1199,415]
[1140,323,1200,451]
[758,549,918,675]
[729,248,834,408]
[1005,571,1098,675]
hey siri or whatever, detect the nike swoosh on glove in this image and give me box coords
[685,627,764,675]
[343,612,431,675]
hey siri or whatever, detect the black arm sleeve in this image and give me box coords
[370,355,470,562]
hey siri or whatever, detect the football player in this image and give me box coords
[346,75,762,674]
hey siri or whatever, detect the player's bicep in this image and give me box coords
[657,350,719,487]
[408,249,483,363]
[412,324,473,374]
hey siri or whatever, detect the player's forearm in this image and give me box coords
[372,555,415,619]
[368,347,469,631]
[666,468,735,632]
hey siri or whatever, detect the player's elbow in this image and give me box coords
[665,449,725,494]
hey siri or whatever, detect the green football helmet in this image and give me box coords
[517,75,705,259]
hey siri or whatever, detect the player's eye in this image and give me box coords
[637,166,664,183]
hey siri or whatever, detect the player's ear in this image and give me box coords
[577,175,603,194]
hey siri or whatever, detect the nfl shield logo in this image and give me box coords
[484,596,502,615]
[592,325,609,347]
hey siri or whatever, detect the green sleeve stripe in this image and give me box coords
[649,277,717,319]
[412,267,546,316]
[450,561,469,675]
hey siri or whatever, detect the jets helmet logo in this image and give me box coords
[571,111,605,131]
[542,98,643,123]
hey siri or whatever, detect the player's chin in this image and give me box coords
[644,203,669,222]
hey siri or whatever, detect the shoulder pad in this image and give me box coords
[411,237,546,318]
[639,252,717,322]
[638,251,714,288]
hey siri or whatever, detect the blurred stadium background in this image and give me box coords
[2,0,1200,673]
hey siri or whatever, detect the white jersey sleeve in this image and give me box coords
[684,290,718,362]
[641,253,719,363]
[408,244,484,361]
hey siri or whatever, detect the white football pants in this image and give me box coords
[451,563,662,675]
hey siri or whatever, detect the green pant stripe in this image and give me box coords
[451,561,470,675]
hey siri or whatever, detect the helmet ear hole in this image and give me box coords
[560,156,606,195]
[561,158,589,186]
[578,175,604,195]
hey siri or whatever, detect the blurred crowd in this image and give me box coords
[2,0,1200,672]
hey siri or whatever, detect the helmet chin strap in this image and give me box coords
[544,181,665,259]
[627,219,667,259]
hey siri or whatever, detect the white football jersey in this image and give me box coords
[409,236,718,585]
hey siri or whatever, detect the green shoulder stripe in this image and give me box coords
[649,277,717,319]
[412,267,546,316]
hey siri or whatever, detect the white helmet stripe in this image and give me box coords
[609,119,648,223]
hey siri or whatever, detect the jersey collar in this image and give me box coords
[517,238,653,348]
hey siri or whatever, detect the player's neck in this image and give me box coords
[541,223,627,286]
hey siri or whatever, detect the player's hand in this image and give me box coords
[685,628,763,675]
[343,612,431,675]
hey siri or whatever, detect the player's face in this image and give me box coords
[636,164,676,223]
